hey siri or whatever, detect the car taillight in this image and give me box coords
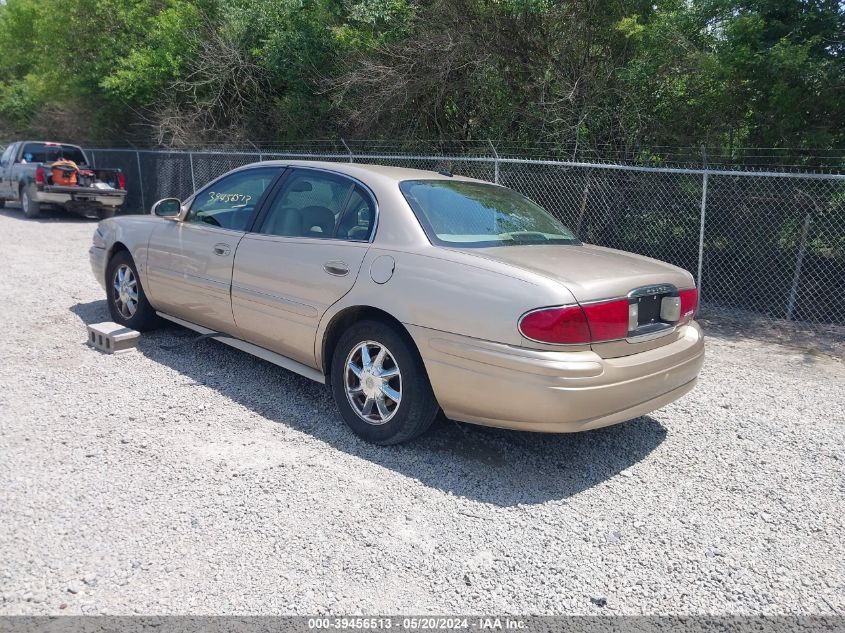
[519,298,630,344]
[519,305,591,344]
[117,172,126,189]
[520,289,699,346]
[581,299,630,341]
[35,166,45,185]
[679,288,698,321]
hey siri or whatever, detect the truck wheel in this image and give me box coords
[20,187,40,219]
[0,199,5,209]
[106,250,160,331]
[330,319,439,445]
[97,208,116,220]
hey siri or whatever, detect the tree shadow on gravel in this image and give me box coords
[71,300,667,506]
[697,308,844,360]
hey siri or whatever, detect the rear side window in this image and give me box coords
[258,169,375,241]
[336,186,376,241]
[20,143,87,165]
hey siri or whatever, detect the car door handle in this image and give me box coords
[323,261,349,276]
[213,243,231,256]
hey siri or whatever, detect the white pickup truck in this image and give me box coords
[0,141,127,219]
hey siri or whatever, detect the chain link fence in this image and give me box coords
[87,147,845,337]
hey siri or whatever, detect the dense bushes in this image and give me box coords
[0,0,842,162]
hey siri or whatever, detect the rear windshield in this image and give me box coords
[20,143,87,165]
[399,180,579,248]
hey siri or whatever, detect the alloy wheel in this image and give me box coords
[344,340,402,425]
[112,264,139,319]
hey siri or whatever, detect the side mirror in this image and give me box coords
[152,198,181,218]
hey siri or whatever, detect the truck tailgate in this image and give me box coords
[44,185,126,198]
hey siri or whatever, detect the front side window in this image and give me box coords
[258,169,374,241]
[187,167,281,231]
[399,180,579,248]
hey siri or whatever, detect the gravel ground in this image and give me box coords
[0,207,843,616]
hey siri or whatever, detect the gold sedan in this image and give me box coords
[90,161,704,444]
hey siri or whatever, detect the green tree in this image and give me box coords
[0,0,841,159]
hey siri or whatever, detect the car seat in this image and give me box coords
[298,205,335,237]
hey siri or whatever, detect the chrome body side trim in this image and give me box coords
[625,326,678,343]
[157,312,326,384]
[627,283,678,299]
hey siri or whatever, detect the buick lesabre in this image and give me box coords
[90,161,704,444]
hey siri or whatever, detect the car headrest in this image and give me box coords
[299,205,335,237]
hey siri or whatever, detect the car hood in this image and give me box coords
[461,243,695,303]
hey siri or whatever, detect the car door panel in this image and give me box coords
[144,165,283,333]
[145,222,245,333]
[232,237,369,367]
[230,168,376,367]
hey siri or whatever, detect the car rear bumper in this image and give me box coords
[89,246,107,291]
[35,189,125,208]
[409,321,704,432]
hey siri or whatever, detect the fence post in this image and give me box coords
[136,151,146,214]
[786,212,812,321]
[488,140,500,184]
[575,174,591,236]
[696,171,708,298]
[189,152,197,192]
[341,138,353,163]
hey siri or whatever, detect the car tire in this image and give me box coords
[106,250,160,331]
[20,186,40,219]
[97,208,116,220]
[331,319,439,445]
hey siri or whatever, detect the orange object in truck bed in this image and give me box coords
[51,160,78,186]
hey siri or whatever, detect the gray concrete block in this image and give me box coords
[86,322,140,354]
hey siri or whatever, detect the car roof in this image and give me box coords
[253,159,489,185]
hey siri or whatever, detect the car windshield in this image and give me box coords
[21,143,87,165]
[399,180,579,248]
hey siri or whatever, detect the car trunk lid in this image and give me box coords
[461,243,696,357]
[466,243,692,302]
